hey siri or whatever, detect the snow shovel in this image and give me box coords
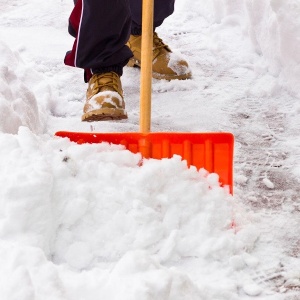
[55,0,234,193]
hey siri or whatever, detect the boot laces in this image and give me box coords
[153,33,170,51]
[93,72,120,93]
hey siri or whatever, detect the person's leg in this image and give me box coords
[130,0,175,34]
[65,0,133,121]
[65,0,132,81]
[127,0,191,80]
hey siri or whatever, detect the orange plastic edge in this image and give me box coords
[55,131,234,194]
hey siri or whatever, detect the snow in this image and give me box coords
[0,0,300,299]
[88,91,124,111]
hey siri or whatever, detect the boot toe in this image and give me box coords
[153,52,192,80]
[83,73,127,122]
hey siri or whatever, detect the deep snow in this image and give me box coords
[0,0,299,299]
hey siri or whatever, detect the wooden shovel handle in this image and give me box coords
[140,0,153,133]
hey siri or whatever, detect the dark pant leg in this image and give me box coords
[65,0,133,81]
[130,0,175,34]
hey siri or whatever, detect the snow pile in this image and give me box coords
[1,0,300,298]
[0,42,49,134]
[0,127,259,299]
[177,0,300,97]
[245,0,300,96]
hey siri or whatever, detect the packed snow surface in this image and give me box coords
[0,0,300,299]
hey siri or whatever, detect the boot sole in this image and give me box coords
[82,108,128,122]
[127,58,192,81]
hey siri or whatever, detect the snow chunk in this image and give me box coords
[106,251,203,300]
[0,42,48,134]
[263,177,275,189]
[243,280,263,296]
[65,242,93,270]
[167,52,191,76]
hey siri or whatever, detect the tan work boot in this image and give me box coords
[82,72,127,122]
[126,32,192,80]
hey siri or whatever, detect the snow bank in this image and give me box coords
[245,0,300,96]
[0,127,259,299]
[177,0,300,96]
[0,42,50,134]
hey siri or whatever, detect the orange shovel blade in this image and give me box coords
[55,131,234,193]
